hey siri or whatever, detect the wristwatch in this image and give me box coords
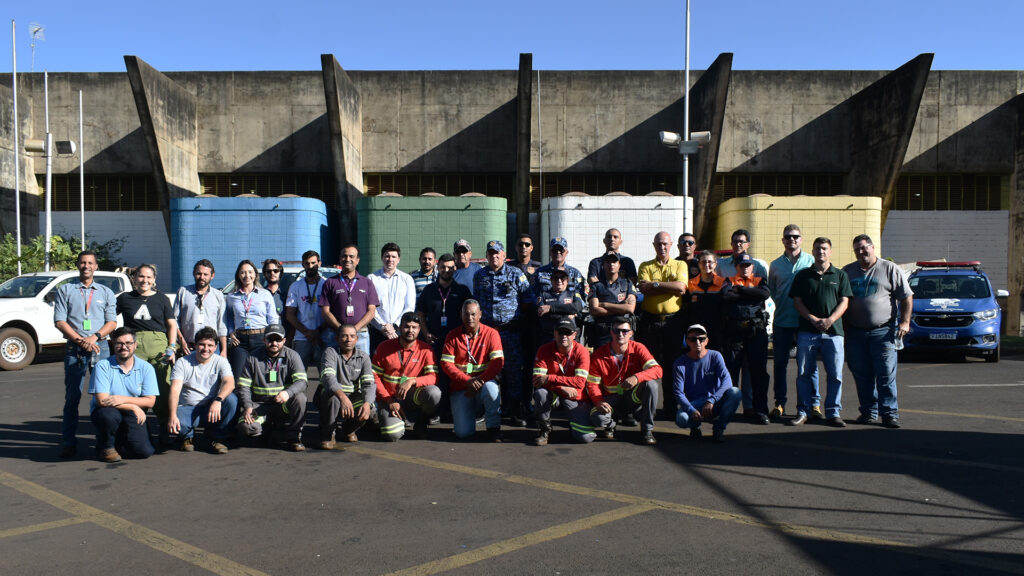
[652,281,661,289]
[214,396,224,402]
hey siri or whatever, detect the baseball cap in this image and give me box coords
[737,254,754,266]
[453,239,471,252]
[602,251,621,262]
[486,240,505,253]
[556,317,578,334]
[265,324,286,339]
[550,237,568,249]
[686,324,708,336]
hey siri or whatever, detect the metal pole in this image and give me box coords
[11,20,22,275]
[682,0,691,234]
[44,71,52,271]
[79,90,84,248]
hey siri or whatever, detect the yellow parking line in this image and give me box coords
[0,470,269,576]
[384,505,655,576]
[0,516,90,539]
[352,447,1024,575]
[901,408,1024,423]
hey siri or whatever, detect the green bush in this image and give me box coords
[0,234,125,282]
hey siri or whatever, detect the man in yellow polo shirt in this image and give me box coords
[637,231,688,420]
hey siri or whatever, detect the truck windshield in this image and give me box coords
[910,275,991,299]
[0,275,59,298]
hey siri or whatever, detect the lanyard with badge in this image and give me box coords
[342,277,357,317]
[80,287,95,332]
[463,334,479,374]
[195,289,209,326]
[241,291,255,328]
[439,286,451,327]
[305,279,319,306]
[267,357,283,384]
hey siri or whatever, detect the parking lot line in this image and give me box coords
[0,516,90,539]
[383,504,656,576]
[0,469,269,576]
[902,408,1024,423]
[352,446,1024,575]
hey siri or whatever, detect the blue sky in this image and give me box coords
[4,0,1020,72]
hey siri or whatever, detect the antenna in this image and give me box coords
[29,22,44,72]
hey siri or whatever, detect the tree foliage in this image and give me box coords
[0,234,125,282]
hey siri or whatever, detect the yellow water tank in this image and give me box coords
[713,195,882,268]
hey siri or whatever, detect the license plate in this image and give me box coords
[929,332,956,340]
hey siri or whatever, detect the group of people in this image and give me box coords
[54,224,911,462]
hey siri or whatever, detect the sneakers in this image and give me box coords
[689,427,703,439]
[210,440,229,454]
[882,418,902,429]
[598,425,615,440]
[827,416,847,428]
[810,406,826,420]
[99,448,122,463]
[712,429,725,443]
[787,413,808,426]
[179,437,195,452]
[640,431,657,445]
[486,427,504,443]
[287,442,306,452]
[854,414,879,425]
[769,405,784,419]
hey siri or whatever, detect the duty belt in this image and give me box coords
[236,328,266,335]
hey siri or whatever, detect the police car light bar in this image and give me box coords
[915,261,982,268]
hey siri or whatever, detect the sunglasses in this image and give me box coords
[518,242,532,247]
[680,240,696,246]
[113,341,136,348]
[265,269,282,273]
[551,247,566,252]
[266,335,285,343]
[686,336,708,343]
[612,328,632,335]
[784,235,801,240]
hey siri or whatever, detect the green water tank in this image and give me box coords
[356,194,508,275]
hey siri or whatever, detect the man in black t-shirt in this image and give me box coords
[416,253,470,422]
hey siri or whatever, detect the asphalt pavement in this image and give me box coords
[1,351,1022,575]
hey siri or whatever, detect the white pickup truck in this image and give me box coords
[0,271,133,371]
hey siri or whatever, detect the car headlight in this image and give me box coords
[972,308,999,320]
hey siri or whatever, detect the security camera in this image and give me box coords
[659,131,682,148]
[690,131,711,144]
[55,140,77,155]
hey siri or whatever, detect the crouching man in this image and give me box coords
[373,312,441,440]
[531,318,594,446]
[672,324,741,443]
[587,317,662,445]
[167,327,237,454]
[88,327,158,462]
[236,324,308,451]
[317,325,375,448]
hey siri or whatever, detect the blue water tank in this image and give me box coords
[170,196,330,290]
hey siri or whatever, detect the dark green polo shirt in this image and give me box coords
[789,264,853,336]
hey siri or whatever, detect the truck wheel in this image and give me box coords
[0,328,36,371]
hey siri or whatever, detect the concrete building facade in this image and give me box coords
[1,54,1021,332]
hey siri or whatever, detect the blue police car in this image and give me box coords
[905,261,1005,362]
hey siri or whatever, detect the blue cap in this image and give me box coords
[486,240,505,253]
[550,237,568,249]
[737,254,754,265]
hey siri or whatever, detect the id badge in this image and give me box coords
[465,363,474,374]
[311,296,317,304]
[346,305,354,317]
[243,317,252,328]
[83,319,92,331]
[440,316,448,327]
[269,370,278,383]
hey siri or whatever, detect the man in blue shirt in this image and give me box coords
[410,247,438,299]
[767,224,815,420]
[475,240,532,426]
[671,324,741,443]
[53,250,119,458]
[452,239,483,295]
[535,237,587,301]
[89,327,159,462]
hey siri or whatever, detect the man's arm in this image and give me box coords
[355,304,376,333]
[897,295,913,337]
[320,305,342,330]
[167,378,184,433]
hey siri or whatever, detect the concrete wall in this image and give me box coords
[541,194,690,274]
[0,83,40,238]
[881,211,1009,290]
[45,211,171,282]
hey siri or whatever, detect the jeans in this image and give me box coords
[91,406,154,458]
[795,332,844,418]
[176,394,239,440]
[845,326,899,420]
[451,381,500,438]
[772,325,809,409]
[63,342,111,447]
[675,387,742,432]
[228,332,265,380]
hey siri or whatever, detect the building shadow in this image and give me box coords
[400,99,517,173]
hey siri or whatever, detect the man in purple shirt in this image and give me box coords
[671,324,741,443]
[320,244,381,354]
